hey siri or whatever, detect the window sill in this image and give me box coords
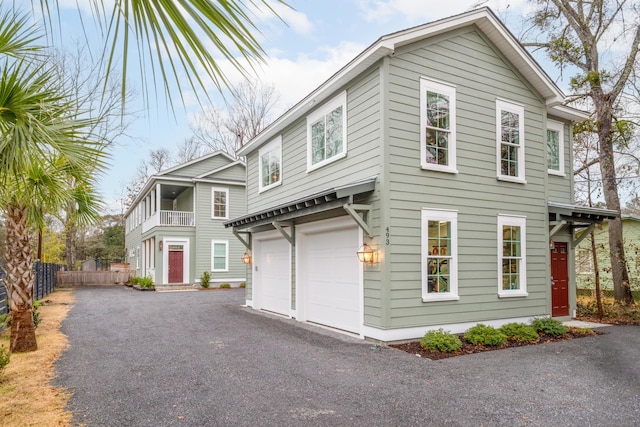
[421,165,458,174]
[497,176,526,184]
[498,291,528,298]
[259,180,282,194]
[422,295,460,303]
[547,170,566,177]
[307,152,346,173]
[211,217,228,220]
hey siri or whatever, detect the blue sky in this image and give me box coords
[25,0,563,212]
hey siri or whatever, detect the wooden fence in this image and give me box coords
[57,270,136,286]
[0,283,6,316]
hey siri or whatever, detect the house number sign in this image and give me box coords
[385,227,390,245]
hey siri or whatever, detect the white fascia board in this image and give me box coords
[238,7,569,156]
[237,43,394,156]
[548,104,591,122]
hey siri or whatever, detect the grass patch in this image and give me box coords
[0,290,75,426]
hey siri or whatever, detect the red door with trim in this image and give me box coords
[168,250,184,283]
[551,242,569,317]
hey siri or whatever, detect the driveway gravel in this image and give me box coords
[55,286,640,426]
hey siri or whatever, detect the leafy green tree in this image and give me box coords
[524,0,640,304]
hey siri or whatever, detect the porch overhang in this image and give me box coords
[548,202,618,245]
[224,177,377,233]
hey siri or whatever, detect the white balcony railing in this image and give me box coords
[142,210,194,232]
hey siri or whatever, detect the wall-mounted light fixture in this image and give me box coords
[549,240,555,250]
[159,240,163,251]
[241,251,252,264]
[356,243,376,265]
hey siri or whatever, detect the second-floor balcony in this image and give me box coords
[143,210,194,233]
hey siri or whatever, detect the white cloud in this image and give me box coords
[357,0,527,24]
[250,0,313,36]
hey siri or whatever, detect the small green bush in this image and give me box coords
[0,345,10,374]
[239,282,246,288]
[139,277,153,288]
[200,271,211,288]
[499,322,539,343]
[0,313,7,327]
[219,283,231,289]
[420,329,462,353]
[464,324,507,346]
[531,317,569,337]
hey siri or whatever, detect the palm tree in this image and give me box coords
[0,14,106,352]
[33,0,289,105]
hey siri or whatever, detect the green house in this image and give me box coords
[576,215,640,293]
[225,8,616,341]
[124,152,247,288]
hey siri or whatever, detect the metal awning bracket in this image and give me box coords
[273,221,294,245]
[344,203,373,237]
[233,230,252,250]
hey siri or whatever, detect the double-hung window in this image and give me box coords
[421,209,459,301]
[498,215,527,297]
[259,136,282,192]
[496,100,525,182]
[420,78,457,172]
[547,120,565,175]
[307,92,347,171]
[212,187,229,219]
[211,240,228,272]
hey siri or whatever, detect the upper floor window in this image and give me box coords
[496,100,525,183]
[421,209,459,301]
[420,78,457,173]
[307,92,347,171]
[212,187,228,219]
[259,136,282,192]
[498,215,528,297]
[547,120,565,176]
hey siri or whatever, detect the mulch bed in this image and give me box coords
[390,329,603,360]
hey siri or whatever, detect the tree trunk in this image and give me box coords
[596,98,633,305]
[4,205,37,352]
[589,230,603,319]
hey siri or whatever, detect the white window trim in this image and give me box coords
[420,78,457,173]
[421,208,459,302]
[211,187,229,219]
[306,91,347,172]
[496,99,526,183]
[258,135,283,193]
[547,120,565,176]
[497,214,528,298]
[211,240,229,272]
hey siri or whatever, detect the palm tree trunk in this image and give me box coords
[4,205,37,352]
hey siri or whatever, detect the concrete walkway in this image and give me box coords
[55,286,640,426]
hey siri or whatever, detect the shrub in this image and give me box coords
[572,327,595,336]
[200,271,211,289]
[464,324,507,346]
[420,329,462,353]
[499,322,539,343]
[219,283,231,289]
[32,302,42,330]
[239,282,246,288]
[0,313,7,327]
[531,317,569,337]
[138,277,154,289]
[0,345,9,375]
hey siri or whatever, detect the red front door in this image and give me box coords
[551,242,569,317]
[168,250,184,283]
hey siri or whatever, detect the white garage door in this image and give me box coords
[301,221,360,333]
[256,236,290,316]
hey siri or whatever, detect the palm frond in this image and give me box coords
[0,9,43,59]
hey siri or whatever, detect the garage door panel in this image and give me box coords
[257,237,290,315]
[302,224,360,333]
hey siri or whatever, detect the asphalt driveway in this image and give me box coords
[54,286,640,426]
